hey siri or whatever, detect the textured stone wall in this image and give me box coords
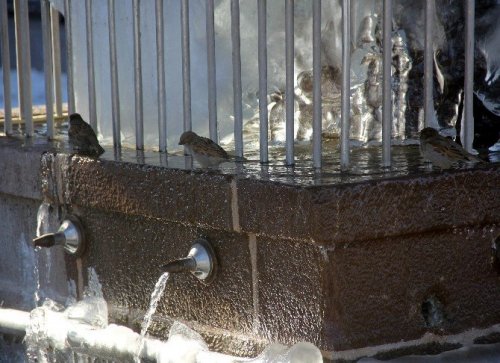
[1,136,500,360]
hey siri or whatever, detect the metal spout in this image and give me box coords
[160,238,218,284]
[32,216,86,256]
[32,232,65,248]
[162,257,196,273]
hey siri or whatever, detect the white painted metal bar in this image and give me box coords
[231,0,243,157]
[156,0,166,151]
[133,0,144,149]
[108,0,121,148]
[312,0,322,168]
[382,0,392,167]
[206,0,218,142]
[41,0,54,139]
[14,0,33,136]
[340,0,351,170]
[0,0,12,135]
[181,0,192,133]
[285,0,294,165]
[85,0,97,130]
[463,0,475,153]
[424,0,434,127]
[50,5,63,117]
[64,0,74,114]
[258,0,268,163]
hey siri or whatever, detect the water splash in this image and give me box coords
[135,272,170,361]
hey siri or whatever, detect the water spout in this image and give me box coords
[160,239,218,284]
[162,257,196,273]
[32,216,86,256]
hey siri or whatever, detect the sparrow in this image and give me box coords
[179,131,229,168]
[68,113,105,157]
[419,127,483,169]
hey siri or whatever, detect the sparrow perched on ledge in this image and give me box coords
[419,127,483,169]
[179,131,229,168]
[68,113,105,157]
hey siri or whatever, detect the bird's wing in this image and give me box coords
[194,137,229,158]
[433,136,478,161]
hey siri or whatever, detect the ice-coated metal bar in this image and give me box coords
[312,0,322,168]
[14,0,33,136]
[340,0,351,170]
[64,0,75,114]
[156,0,166,151]
[382,0,392,167]
[108,0,121,148]
[463,0,475,153]
[206,0,218,142]
[85,0,97,130]
[181,0,191,133]
[41,0,54,139]
[0,0,12,134]
[133,0,144,149]
[424,0,434,127]
[258,0,268,163]
[231,0,243,157]
[285,0,294,165]
[50,5,63,117]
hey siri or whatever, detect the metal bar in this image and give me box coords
[231,0,243,157]
[85,0,97,130]
[41,0,54,139]
[463,0,475,153]
[285,0,294,165]
[206,0,218,142]
[50,5,63,117]
[133,0,144,149]
[156,0,166,151]
[258,0,268,163]
[14,0,33,136]
[13,0,22,116]
[0,0,12,135]
[312,0,321,168]
[64,0,75,114]
[382,0,392,167]
[108,0,121,148]
[181,0,191,134]
[340,0,350,170]
[424,0,434,127]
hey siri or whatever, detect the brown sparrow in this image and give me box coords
[179,131,229,168]
[68,113,104,157]
[419,127,483,169]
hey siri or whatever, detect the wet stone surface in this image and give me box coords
[1,136,500,358]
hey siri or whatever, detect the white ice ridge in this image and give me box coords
[0,296,323,363]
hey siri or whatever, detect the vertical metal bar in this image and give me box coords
[108,0,121,148]
[0,0,12,135]
[463,0,475,153]
[340,0,351,170]
[50,5,63,117]
[181,0,191,134]
[231,0,243,157]
[41,0,54,138]
[258,0,268,163]
[285,0,294,165]
[312,0,321,168]
[14,0,33,136]
[156,0,166,151]
[424,0,434,127]
[382,0,392,167]
[206,0,218,142]
[85,0,97,130]
[133,0,144,149]
[64,0,75,114]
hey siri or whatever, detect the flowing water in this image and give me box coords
[135,272,170,362]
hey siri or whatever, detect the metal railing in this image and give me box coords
[0,0,477,169]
